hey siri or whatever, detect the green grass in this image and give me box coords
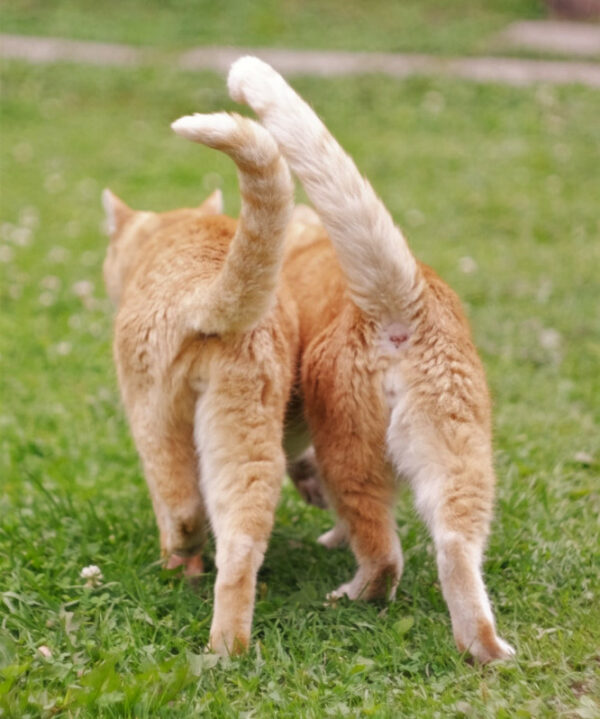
[1,59,599,717]
[0,0,545,56]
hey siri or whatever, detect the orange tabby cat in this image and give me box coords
[102,112,298,654]
[229,57,515,662]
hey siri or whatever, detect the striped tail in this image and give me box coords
[171,111,293,334]
[228,57,421,323]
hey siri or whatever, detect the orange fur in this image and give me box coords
[283,216,513,660]
[230,57,515,662]
[103,113,299,655]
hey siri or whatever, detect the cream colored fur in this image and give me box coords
[171,113,291,334]
[229,57,515,663]
[229,59,419,324]
[103,112,298,655]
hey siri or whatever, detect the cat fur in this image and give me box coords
[229,57,515,663]
[103,112,298,655]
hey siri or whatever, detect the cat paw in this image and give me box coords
[317,524,347,549]
[294,475,328,508]
[287,447,328,508]
[456,620,516,663]
[327,558,402,602]
[326,580,361,602]
[326,569,374,601]
[469,634,516,664]
[493,636,516,660]
[166,552,204,578]
[208,628,249,657]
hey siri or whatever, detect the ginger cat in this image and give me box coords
[229,57,515,663]
[102,112,299,654]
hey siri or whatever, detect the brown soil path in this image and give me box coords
[1,33,600,88]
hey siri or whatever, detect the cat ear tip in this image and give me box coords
[202,188,224,214]
[208,187,224,204]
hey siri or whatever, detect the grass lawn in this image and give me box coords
[0,0,545,56]
[1,57,599,717]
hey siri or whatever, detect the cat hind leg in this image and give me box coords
[130,409,206,578]
[195,389,286,655]
[287,446,329,509]
[311,430,402,600]
[395,428,515,662]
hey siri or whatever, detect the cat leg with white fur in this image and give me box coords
[229,56,515,662]
[194,370,288,654]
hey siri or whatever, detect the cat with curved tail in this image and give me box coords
[103,112,298,655]
[229,56,515,663]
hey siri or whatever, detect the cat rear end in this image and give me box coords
[229,57,514,663]
[103,112,298,655]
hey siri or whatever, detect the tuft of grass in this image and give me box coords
[1,59,599,717]
[0,0,544,56]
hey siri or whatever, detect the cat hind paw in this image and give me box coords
[317,524,347,549]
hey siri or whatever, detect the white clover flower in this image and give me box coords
[39,292,56,307]
[12,227,32,247]
[80,564,103,587]
[44,172,65,194]
[54,341,72,356]
[66,221,80,239]
[0,223,15,241]
[19,206,39,229]
[458,256,478,274]
[68,314,84,330]
[80,251,97,267]
[72,280,94,298]
[0,246,14,263]
[406,208,425,227]
[77,177,98,199]
[539,327,561,351]
[41,275,61,291]
[13,142,33,163]
[47,246,70,263]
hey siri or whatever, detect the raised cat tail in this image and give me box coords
[228,57,421,323]
[171,112,293,334]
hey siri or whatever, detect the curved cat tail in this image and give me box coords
[228,56,422,323]
[171,112,293,334]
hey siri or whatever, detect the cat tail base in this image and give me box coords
[172,112,293,334]
[228,57,422,324]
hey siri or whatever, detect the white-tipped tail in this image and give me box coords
[228,56,420,322]
[172,111,293,334]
